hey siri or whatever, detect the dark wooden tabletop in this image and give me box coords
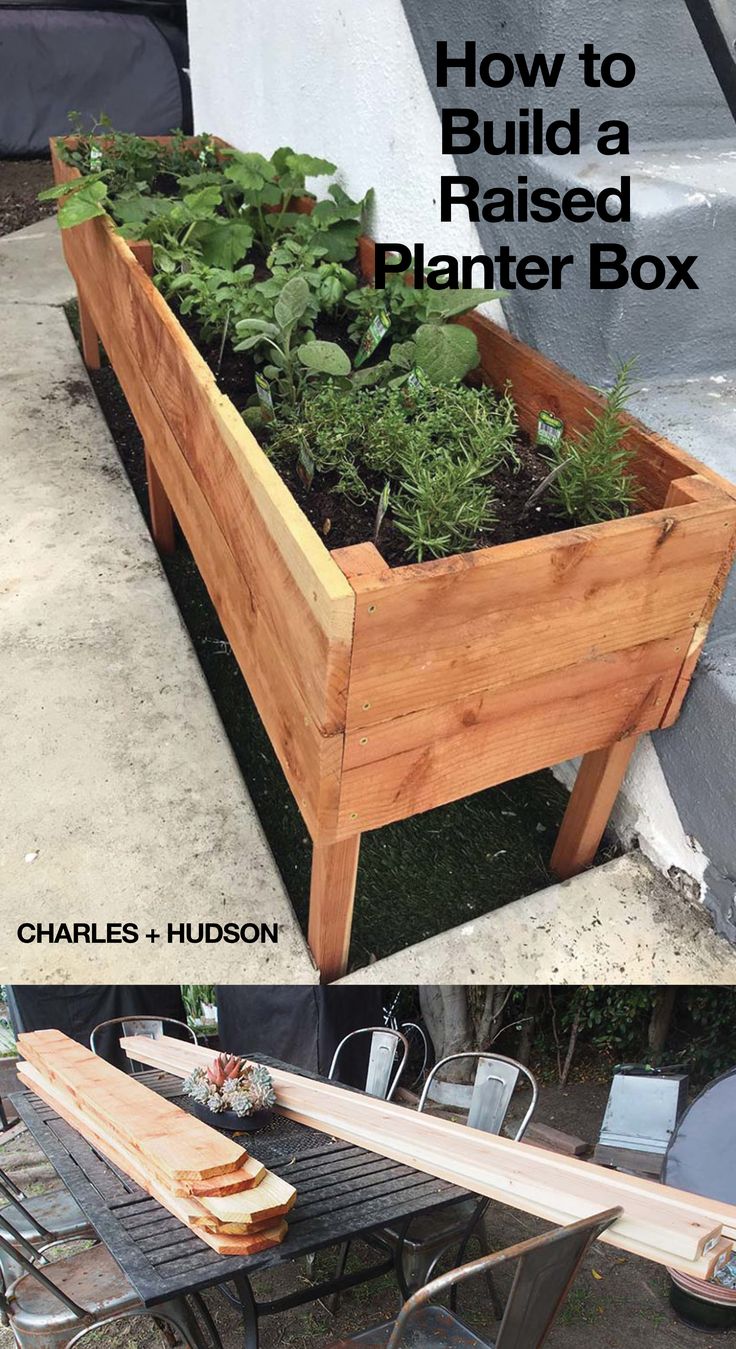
[12,1068,467,1308]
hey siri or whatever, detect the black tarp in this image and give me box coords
[0,6,190,157]
[6,984,187,1068]
[216,986,386,1088]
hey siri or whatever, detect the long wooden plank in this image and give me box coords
[18,1032,245,1181]
[198,1172,296,1226]
[18,1064,287,1257]
[119,1038,734,1277]
[332,632,688,836]
[335,498,736,734]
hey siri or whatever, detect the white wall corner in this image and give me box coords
[553,736,708,899]
[186,0,507,327]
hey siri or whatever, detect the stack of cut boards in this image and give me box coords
[119,1034,736,1282]
[17,1031,295,1256]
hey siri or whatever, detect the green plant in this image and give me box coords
[183,1055,276,1117]
[545,360,639,524]
[180,985,217,1028]
[348,284,505,387]
[234,275,350,417]
[267,381,517,559]
[0,1019,17,1058]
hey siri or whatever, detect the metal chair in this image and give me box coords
[0,1217,221,1348]
[329,1027,410,1101]
[328,1208,622,1348]
[90,1015,197,1076]
[306,1028,409,1310]
[0,1166,95,1309]
[375,1053,539,1300]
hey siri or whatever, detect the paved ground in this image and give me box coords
[1,1082,729,1349]
[340,854,736,985]
[0,218,316,985]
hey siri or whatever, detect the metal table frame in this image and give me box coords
[11,1065,468,1347]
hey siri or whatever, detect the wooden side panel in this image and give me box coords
[334,492,736,835]
[78,254,340,831]
[337,504,736,730]
[51,140,353,836]
[334,633,689,836]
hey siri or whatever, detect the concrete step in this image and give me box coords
[404,0,734,147]
[0,221,316,986]
[338,853,736,985]
[498,139,736,385]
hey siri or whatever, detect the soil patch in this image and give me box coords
[0,159,54,235]
[177,299,586,567]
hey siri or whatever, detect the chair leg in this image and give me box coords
[155,1296,217,1349]
[328,1239,351,1314]
[191,1291,223,1348]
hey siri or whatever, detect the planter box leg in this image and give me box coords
[550,736,638,880]
[144,448,176,555]
[308,835,361,983]
[78,290,100,370]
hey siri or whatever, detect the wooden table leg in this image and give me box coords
[550,736,638,880]
[144,448,176,555]
[78,290,100,370]
[308,834,361,983]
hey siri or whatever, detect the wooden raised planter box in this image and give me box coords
[51,137,736,981]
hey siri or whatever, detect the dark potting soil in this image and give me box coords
[175,301,577,568]
[67,302,617,969]
[0,159,54,235]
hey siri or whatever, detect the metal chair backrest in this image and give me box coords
[387,1208,622,1349]
[418,1052,538,1140]
[0,1176,47,1241]
[0,1168,23,1203]
[0,1216,86,1318]
[329,1028,409,1101]
[90,1016,196,1074]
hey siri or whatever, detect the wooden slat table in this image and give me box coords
[12,1065,467,1346]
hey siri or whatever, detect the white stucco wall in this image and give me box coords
[186,0,504,321]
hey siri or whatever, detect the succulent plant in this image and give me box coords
[183,1056,276,1118]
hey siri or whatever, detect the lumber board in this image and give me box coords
[18,1032,246,1181]
[198,1172,297,1226]
[118,1037,734,1279]
[18,1064,287,1256]
[332,633,688,837]
[189,1164,266,1197]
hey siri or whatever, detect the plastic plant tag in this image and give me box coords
[297,444,315,489]
[354,309,391,368]
[536,411,564,448]
[90,144,102,167]
[255,372,275,420]
[406,366,430,394]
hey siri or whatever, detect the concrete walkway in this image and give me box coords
[339,854,736,985]
[0,219,317,984]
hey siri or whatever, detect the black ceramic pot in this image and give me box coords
[190,1102,273,1134]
